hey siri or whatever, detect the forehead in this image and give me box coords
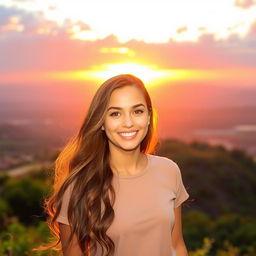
[107,86,146,107]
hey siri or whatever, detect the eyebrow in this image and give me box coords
[107,103,146,111]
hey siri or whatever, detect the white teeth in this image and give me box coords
[119,131,137,136]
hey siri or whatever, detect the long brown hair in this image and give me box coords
[34,74,159,256]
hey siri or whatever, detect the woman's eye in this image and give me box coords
[135,109,144,114]
[110,112,120,117]
[110,110,144,117]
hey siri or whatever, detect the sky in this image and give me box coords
[0,0,256,88]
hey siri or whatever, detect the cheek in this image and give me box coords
[136,116,149,127]
[104,118,120,131]
[104,115,149,129]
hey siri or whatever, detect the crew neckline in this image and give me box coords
[113,153,151,179]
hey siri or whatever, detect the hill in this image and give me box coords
[157,138,256,218]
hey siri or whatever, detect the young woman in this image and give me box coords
[43,74,189,256]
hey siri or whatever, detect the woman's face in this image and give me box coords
[102,85,150,152]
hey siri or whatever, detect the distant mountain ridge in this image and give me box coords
[157,139,256,218]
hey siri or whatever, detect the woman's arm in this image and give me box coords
[59,223,84,256]
[171,205,189,256]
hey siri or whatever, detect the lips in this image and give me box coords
[118,130,138,140]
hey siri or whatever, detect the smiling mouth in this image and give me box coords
[118,130,138,139]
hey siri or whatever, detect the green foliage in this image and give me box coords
[183,210,214,250]
[157,138,256,218]
[216,240,240,256]
[183,211,256,255]
[0,199,10,228]
[190,237,214,256]
[0,220,57,256]
[1,176,50,225]
[213,214,256,254]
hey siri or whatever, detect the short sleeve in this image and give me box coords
[55,182,74,225]
[173,163,189,208]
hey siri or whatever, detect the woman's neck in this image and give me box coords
[109,148,147,176]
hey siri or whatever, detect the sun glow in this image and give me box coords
[1,67,256,87]
[45,64,224,85]
[99,47,135,57]
[44,63,184,86]
[86,63,171,84]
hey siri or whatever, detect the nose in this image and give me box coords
[123,113,133,128]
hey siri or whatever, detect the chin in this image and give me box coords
[109,139,141,152]
[119,144,141,152]
[118,137,147,151]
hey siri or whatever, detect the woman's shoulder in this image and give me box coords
[147,154,177,167]
[60,179,76,202]
[147,153,180,172]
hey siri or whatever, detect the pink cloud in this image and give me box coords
[0,5,91,37]
[234,0,256,9]
[247,21,256,37]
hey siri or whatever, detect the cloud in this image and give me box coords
[0,5,255,75]
[2,31,256,75]
[176,26,188,34]
[99,47,135,57]
[0,6,26,26]
[12,0,35,2]
[0,5,90,37]
[234,0,256,9]
[0,6,49,34]
[247,20,256,38]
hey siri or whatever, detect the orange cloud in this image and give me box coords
[176,26,188,34]
[99,47,135,57]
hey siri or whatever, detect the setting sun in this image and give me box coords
[44,63,175,86]
[85,63,171,85]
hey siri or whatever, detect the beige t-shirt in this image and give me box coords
[56,153,189,256]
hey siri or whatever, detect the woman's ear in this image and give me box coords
[101,126,105,130]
